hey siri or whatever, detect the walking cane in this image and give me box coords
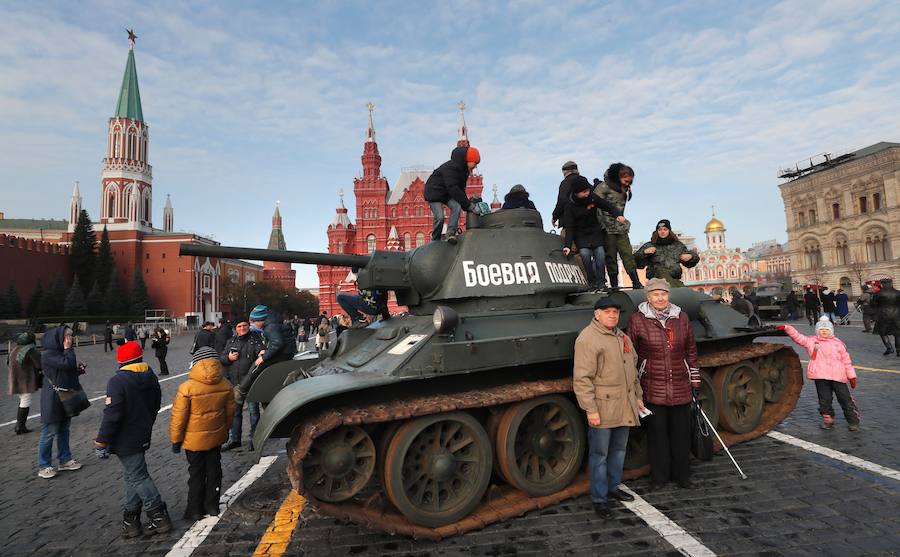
[698,406,748,480]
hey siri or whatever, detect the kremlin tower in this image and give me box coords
[262,202,296,288]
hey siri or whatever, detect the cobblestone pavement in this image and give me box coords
[1,325,898,556]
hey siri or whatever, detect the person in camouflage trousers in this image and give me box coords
[594,163,642,289]
[633,219,700,287]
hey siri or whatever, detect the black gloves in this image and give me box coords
[172,443,182,453]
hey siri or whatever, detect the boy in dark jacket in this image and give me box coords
[561,176,625,291]
[235,305,295,401]
[94,341,171,537]
[424,145,484,243]
[500,184,537,210]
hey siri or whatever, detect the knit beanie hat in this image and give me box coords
[570,175,592,194]
[815,316,834,335]
[249,305,269,321]
[562,161,578,172]
[656,219,672,230]
[117,341,143,364]
[191,346,219,367]
[466,147,481,164]
[510,184,527,195]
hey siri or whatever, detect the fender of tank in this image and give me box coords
[180,208,800,537]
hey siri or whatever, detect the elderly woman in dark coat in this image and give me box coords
[37,326,85,478]
[627,278,701,490]
[8,332,42,434]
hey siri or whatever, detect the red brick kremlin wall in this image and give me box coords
[0,234,71,303]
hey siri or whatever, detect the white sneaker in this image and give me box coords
[38,467,57,479]
[57,459,82,471]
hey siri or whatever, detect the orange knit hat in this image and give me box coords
[466,147,481,164]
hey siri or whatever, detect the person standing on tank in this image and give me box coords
[633,220,699,288]
[552,161,581,229]
[424,145,485,244]
[627,278,701,491]
[594,163,642,289]
[560,176,625,291]
[573,297,644,519]
[500,184,537,210]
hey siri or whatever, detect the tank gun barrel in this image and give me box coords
[179,243,370,268]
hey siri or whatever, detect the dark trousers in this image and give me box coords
[140,338,147,349]
[805,307,820,326]
[644,402,691,485]
[814,379,859,425]
[104,339,114,352]
[185,448,222,516]
[157,355,169,374]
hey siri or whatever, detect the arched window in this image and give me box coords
[106,185,118,219]
[415,232,425,247]
[404,206,409,217]
[391,208,397,218]
[403,233,411,250]
[832,203,840,220]
[835,237,850,266]
[804,242,823,269]
[414,206,423,217]
[865,230,891,262]
[366,234,376,253]
[336,241,344,254]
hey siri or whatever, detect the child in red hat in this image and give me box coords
[94,341,171,537]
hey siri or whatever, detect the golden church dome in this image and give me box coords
[705,216,725,233]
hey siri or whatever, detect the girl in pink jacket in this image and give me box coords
[779,316,860,430]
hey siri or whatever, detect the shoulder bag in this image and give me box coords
[47,376,91,418]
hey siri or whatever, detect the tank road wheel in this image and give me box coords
[303,425,376,503]
[714,362,764,434]
[759,355,789,403]
[495,395,585,496]
[383,412,492,528]
[698,370,718,429]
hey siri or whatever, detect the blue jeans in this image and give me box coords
[118,451,164,513]
[337,293,377,324]
[38,419,72,468]
[430,199,462,241]
[579,246,607,288]
[230,399,261,443]
[587,425,630,503]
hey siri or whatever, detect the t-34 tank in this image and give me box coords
[180,208,802,539]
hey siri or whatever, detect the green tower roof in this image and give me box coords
[114,48,144,121]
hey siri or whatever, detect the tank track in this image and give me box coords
[285,342,802,540]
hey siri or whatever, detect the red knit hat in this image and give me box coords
[117,341,143,364]
[466,147,481,164]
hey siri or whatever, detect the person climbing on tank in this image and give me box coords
[234,305,295,405]
[594,163,642,289]
[500,184,537,210]
[424,145,486,244]
[560,176,625,291]
[552,161,581,229]
[336,268,391,328]
[777,317,860,431]
[633,220,699,288]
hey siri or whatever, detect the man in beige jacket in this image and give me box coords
[574,297,645,519]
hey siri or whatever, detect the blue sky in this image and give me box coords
[2,0,899,287]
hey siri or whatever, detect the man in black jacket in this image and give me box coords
[872,279,900,355]
[235,305,296,401]
[221,320,265,451]
[214,318,233,355]
[191,322,216,354]
[552,161,581,228]
[94,341,171,537]
[424,145,484,243]
[803,288,821,326]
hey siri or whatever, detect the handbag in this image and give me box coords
[47,377,91,418]
[690,398,714,461]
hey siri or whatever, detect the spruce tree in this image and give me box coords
[64,275,87,316]
[6,282,22,318]
[96,226,114,293]
[86,280,105,315]
[26,280,44,318]
[129,271,151,317]
[103,269,128,316]
[39,277,65,317]
[70,209,97,295]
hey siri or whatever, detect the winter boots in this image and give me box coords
[820,415,835,430]
[122,510,142,538]
[627,271,643,289]
[14,407,31,434]
[145,503,172,535]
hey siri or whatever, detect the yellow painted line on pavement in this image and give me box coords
[799,360,900,375]
[252,490,307,556]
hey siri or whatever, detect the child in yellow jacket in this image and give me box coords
[170,347,234,520]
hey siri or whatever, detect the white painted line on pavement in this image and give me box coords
[767,431,900,481]
[165,455,279,557]
[618,485,717,557]
[1,372,189,428]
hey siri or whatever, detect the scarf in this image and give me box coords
[16,343,36,365]
[639,301,678,326]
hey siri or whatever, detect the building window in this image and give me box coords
[835,240,850,266]
[797,212,806,227]
[391,208,397,218]
[162,253,166,259]
[403,232,411,250]
[873,192,881,210]
[366,234,376,253]
[146,253,150,260]
[416,232,425,247]
[415,206,423,217]
[808,209,816,224]
[859,196,868,213]
[336,241,343,254]
[866,233,890,262]
[832,203,840,220]
[805,244,823,269]
[404,206,409,217]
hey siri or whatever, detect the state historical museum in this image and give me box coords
[318,104,485,315]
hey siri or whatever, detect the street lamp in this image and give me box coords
[243,281,257,316]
